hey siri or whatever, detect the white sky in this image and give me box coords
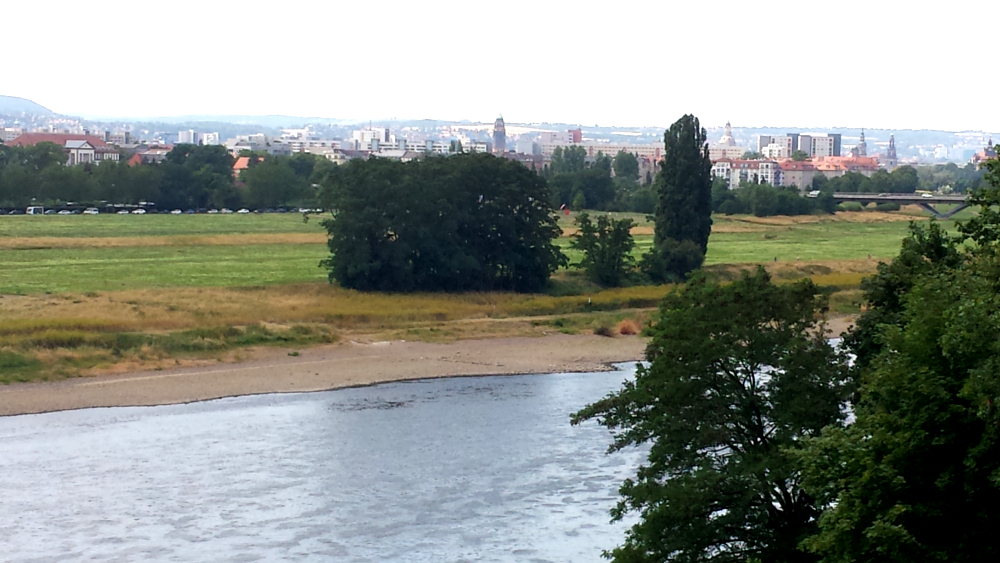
[5,0,997,131]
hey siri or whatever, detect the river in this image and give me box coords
[0,364,644,562]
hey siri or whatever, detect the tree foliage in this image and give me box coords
[574,268,851,563]
[0,142,320,211]
[321,153,566,292]
[613,150,639,182]
[799,154,1000,562]
[570,212,635,287]
[644,114,713,281]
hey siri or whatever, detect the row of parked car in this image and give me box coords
[5,207,323,216]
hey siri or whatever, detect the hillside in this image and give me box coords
[0,95,53,116]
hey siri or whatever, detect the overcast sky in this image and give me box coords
[5,0,997,131]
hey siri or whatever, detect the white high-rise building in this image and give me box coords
[178,130,196,144]
[200,132,220,145]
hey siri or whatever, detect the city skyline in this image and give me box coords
[3,1,997,131]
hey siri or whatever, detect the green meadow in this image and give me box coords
[0,210,954,295]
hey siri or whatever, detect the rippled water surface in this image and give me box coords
[0,365,644,562]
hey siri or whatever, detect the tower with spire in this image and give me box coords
[492,115,506,154]
[857,129,867,157]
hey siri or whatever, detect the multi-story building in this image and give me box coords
[7,133,120,164]
[178,130,197,144]
[711,159,781,188]
[2,127,26,142]
[492,116,506,154]
[200,132,220,146]
[759,133,841,158]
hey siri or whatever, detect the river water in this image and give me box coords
[0,364,644,562]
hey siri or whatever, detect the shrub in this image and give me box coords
[594,325,615,337]
[875,202,901,212]
[837,202,864,212]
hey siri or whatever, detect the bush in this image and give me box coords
[875,202,901,212]
[641,238,706,283]
[837,202,864,212]
[593,325,615,337]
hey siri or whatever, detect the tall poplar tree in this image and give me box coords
[643,114,713,281]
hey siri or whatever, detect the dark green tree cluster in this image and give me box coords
[813,165,920,194]
[544,147,656,213]
[320,153,565,292]
[569,212,635,287]
[575,154,1000,563]
[0,141,325,211]
[799,156,1000,562]
[545,146,618,210]
[574,268,851,563]
[915,161,985,193]
[641,114,713,282]
[713,180,836,216]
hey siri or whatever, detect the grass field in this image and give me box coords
[0,207,962,383]
[1,209,950,294]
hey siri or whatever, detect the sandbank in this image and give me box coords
[0,334,647,417]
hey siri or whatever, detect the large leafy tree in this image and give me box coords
[613,150,640,182]
[321,153,565,292]
[644,114,713,281]
[243,156,309,209]
[570,212,635,287]
[574,268,851,563]
[801,154,1000,563]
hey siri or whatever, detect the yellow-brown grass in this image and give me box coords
[617,319,641,335]
[559,226,655,237]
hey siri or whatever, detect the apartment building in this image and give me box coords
[758,133,842,158]
[711,159,781,188]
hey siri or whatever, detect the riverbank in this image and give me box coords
[0,333,648,416]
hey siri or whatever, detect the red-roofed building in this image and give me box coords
[779,160,818,189]
[7,133,120,165]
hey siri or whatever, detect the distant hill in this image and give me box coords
[0,95,53,116]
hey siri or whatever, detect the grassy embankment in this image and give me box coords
[0,208,963,383]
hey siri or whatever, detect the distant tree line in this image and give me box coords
[542,145,658,214]
[0,141,327,210]
[713,179,837,216]
[812,165,920,194]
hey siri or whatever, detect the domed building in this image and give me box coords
[709,121,744,161]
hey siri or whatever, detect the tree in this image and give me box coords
[791,150,809,162]
[570,212,635,287]
[800,156,1000,563]
[613,150,639,182]
[321,153,566,292]
[550,145,588,175]
[643,114,713,281]
[243,157,309,209]
[573,268,851,563]
[890,165,919,193]
[742,150,765,160]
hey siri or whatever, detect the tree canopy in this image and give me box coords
[569,212,635,287]
[321,153,566,292]
[799,154,1000,562]
[643,114,713,281]
[574,268,851,563]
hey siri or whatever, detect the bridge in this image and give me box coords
[829,193,969,219]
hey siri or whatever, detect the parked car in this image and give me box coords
[170,209,182,215]
[83,208,100,215]
[26,206,45,215]
[185,209,195,214]
[207,209,219,214]
[116,210,130,215]
[221,208,233,214]
[58,210,73,215]
[237,208,250,214]
[8,209,24,215]
[44,209,58,215]
[131,209,146,214]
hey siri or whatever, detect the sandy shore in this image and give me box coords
[0,334,648,417]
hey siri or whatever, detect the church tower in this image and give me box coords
[857,129,867,157]
[493,116,506,154]
[887,134,897,160]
